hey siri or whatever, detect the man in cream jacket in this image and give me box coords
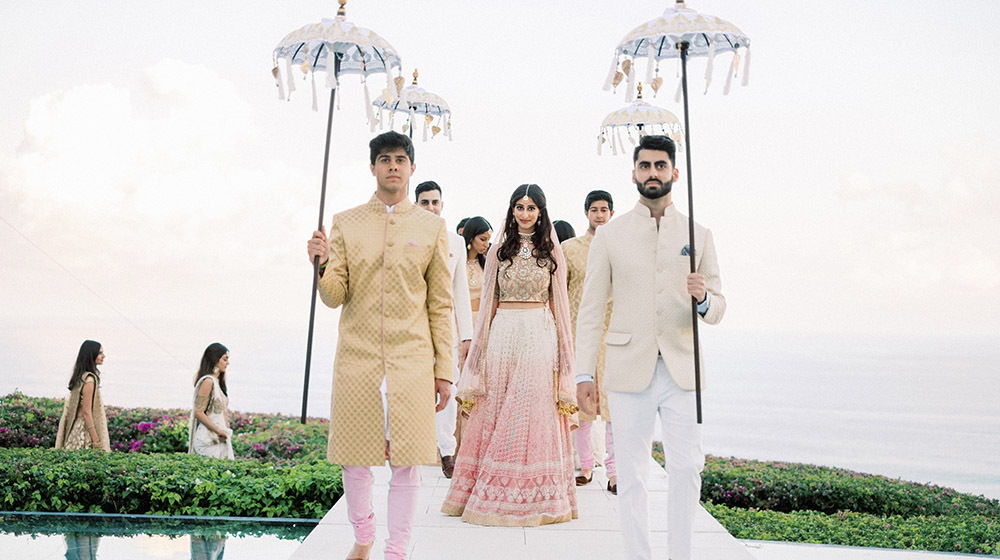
[575,135,725,560]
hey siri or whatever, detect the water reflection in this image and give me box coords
[64,533,100,560]
[1,512,314,559]
[190,533,226,560]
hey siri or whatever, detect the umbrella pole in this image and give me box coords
[301,57,341,424]
[678,41,703,424]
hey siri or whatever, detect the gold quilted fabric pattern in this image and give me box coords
[563,233,612,421]
[318,194,454,467]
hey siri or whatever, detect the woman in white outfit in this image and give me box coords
[188,342,234,460]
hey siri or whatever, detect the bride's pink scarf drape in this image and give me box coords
[456,225,579,429]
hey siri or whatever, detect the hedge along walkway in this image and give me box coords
[290,458,754,560]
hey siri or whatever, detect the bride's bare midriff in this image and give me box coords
[497,302,546,309]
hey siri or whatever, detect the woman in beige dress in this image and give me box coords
[462,216,492,326]
[188,342,234,459]
[55,340,110,451]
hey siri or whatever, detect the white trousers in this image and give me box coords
[435,344,461,457]
[607,356,704,560]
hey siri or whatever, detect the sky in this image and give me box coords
[2,0,999,412]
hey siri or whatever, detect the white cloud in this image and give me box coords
[1,59,317,320]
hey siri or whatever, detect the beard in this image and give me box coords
[636,177,672,199]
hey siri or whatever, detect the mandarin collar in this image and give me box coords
[367,192,414,214]
[633,200,676,219]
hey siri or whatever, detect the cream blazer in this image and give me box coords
[575,201,725,393]
[448,231,474,344]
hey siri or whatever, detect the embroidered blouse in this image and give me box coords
[497,252,553,303]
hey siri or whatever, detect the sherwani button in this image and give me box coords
[387,241,395,247]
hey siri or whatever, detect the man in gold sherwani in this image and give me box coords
[563,190,616,493]
[307,131,453,560]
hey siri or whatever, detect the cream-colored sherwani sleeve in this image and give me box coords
[427,221,455,381]
[698,229,725,326]
[574,228,612,379]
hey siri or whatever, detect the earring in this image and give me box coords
[467,243,472,250]
[213,367,220,374]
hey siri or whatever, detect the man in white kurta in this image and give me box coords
[415,180,474,478]
[575,135,725,560]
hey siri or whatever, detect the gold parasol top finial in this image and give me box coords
[337,0,347,17]
[637,82,644,99]
[412,68,419,85]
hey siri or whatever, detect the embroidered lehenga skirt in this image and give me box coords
[441,307,578,526]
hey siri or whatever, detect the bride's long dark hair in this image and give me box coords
[496,184,556,272]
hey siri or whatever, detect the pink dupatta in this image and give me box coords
[456,225,579,428]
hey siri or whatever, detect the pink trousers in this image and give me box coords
[342,465,420,560]
[575,420,616,476]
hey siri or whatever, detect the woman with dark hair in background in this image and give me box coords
[462,216,492,326]
[188,342,234,459]
[553,220,576,243]
[55,340,110,451]
[442,184,578,527]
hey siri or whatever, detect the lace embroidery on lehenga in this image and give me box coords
[443,225,579,527]
[441,308,578,526]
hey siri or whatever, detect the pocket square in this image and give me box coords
[680,244,691,256]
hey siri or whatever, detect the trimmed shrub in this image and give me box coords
[1,448,341,519]
[705,504,999,556]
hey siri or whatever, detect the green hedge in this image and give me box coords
[1,448,341,519]
[706,503,999,556]
[701,456,999,518]
[647,445,1000,555]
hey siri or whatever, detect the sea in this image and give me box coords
[3,318,998,500]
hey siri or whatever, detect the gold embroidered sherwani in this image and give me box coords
[318,194,454,466]
[563,232,612,421]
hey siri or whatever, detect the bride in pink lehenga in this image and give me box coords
[441,184,579,527]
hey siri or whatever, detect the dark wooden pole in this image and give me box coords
[301,56,341,424]
[678,41,703,424]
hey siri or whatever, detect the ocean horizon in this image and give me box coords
[3,318,998,500]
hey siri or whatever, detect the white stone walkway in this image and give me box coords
[290,458,753,560]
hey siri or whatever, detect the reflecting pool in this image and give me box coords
[0,511,316,559]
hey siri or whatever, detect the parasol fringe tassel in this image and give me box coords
[447,116,453,141]
[422,117,429,142]
[409,107,417,136]
[285,57,296,95]
[379,108,385,131]
[611,131,618,156]
[602,53,618,91]
[742,47,752,87]
[597,133,603,156]
[625,60,636,103]
[325,57,338,89]
[674,77,683,103]
[311,71,319,111]
[273,66,286,101]
[704,40,716,94]
[363,78,375,124]
[723,51,741,95]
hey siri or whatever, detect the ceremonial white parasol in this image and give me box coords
[372,69,453,141]
[605,0,750,423]
[272,0,404,423]
[599,83,683,156]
